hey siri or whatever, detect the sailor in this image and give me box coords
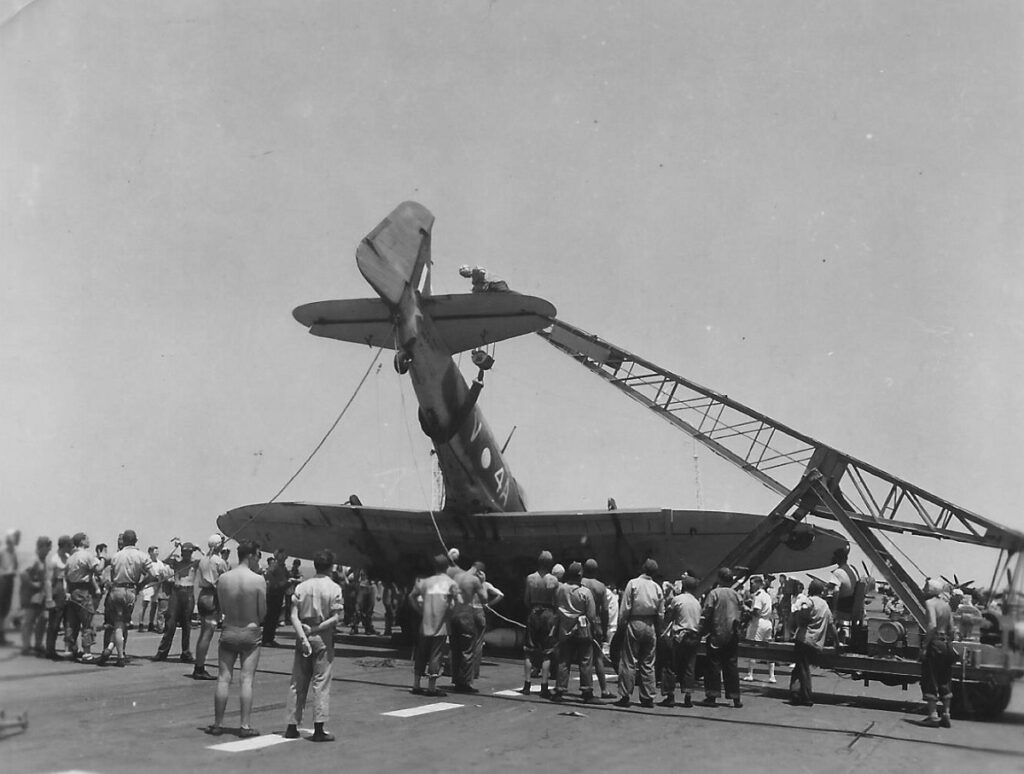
[409,554,460,697]
[97,530,154,667]
[19,536,51,656]
[154,540,199,663]
[743,575,776,683]
[64,532,102,659]
[920,578,956,727]
[192,534,229,680]
[458,265,510,293]
[789,579,836,706]
[284,549,344,743]
[0,530,19,646]
[828,544,860,638]
[445,547,464,579]
[262,549,290,646]
[354,569,378,635]
[207,540,266,738]
[614,558,664,708]
[449,561,486,693]
[551,562,598,703]
[520,550,559,697]
[700,567,743,708]
[659,574,702,708]
[581,559,615,699]
[44,535,73,659]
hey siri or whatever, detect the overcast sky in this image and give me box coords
[2,1,1022,585]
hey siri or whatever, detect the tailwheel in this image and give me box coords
[394,350,413,374]
[950,678,1012,720]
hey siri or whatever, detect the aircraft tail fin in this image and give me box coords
[356,201,434,306]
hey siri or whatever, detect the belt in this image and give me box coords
[113,583,136,588]
[174,584,192,589]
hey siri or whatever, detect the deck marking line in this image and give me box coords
[207,734,297,752]
[381,702,463,718]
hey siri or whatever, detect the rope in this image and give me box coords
[222,346,384,544]
[395,376,449,556]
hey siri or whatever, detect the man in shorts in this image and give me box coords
[192,534,229,680]
[409,553,459,697]
[521,550,559,698]
[97,530,154,667]
[206,540,265,737]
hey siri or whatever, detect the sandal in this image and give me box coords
[239,727,260,738]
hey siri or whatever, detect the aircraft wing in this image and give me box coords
[293,293,556,354]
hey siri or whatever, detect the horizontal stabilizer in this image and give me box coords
[293,293,556,353]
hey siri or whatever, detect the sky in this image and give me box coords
[2,1,1022,587]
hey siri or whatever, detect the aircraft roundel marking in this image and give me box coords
[480,447,492,470]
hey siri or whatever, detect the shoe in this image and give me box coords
[284,726,300,739]
[639,699,654,708]
[519,683,531,695]
[538,685,551,699]
[96,648,111,666]
[613,697,630,708]
[581,693,600,704]
[939,714,951,729]
[600,691,615,700]
[699,697,718,707]
[733,698,743,708]
[410,687,425,695]
[549,692,565,702]
[742,675,755,682]
[922,716,941,728]
[423,688,447,698]
[262,640,279,648]
[768,676,777,684]
[152,653,167,662]
[192,670,217,681]
[311,731,335,743]
[682,696,693,708]
[205,724,223,736]
[238,727,260,738]
[115,658,126,668]
[451,684,479,694]
[147,625,156,632]
[180,652,195,663]
[657,696,675,707]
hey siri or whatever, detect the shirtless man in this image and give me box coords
[193,534,229,680]
[521,550,559,697]
[206,540,265,737]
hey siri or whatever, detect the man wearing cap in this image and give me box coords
[919,578,956,727]
[191,534,229,680]
[458,265,510,293]
[96,529,154,666]
[552,562,598,703]
[659,575,702,708]
[64,532,102,659]
[154,540,200,663]
[521,550,559,697]
[743,575,777,684]
[262,548,291,646]
[581,559,614,699]
[700,567,744,708]
[614,558,664,708]
[789,578,837,707]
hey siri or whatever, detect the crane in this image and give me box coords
[537,316,1024,717]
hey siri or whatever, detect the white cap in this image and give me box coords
[208,533,224,550]
[552,563,565,579]
[447,547,460,562]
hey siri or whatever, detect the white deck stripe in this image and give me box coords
[381,702,463,718]
[493,689,527,697]
[207,734,297,752]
